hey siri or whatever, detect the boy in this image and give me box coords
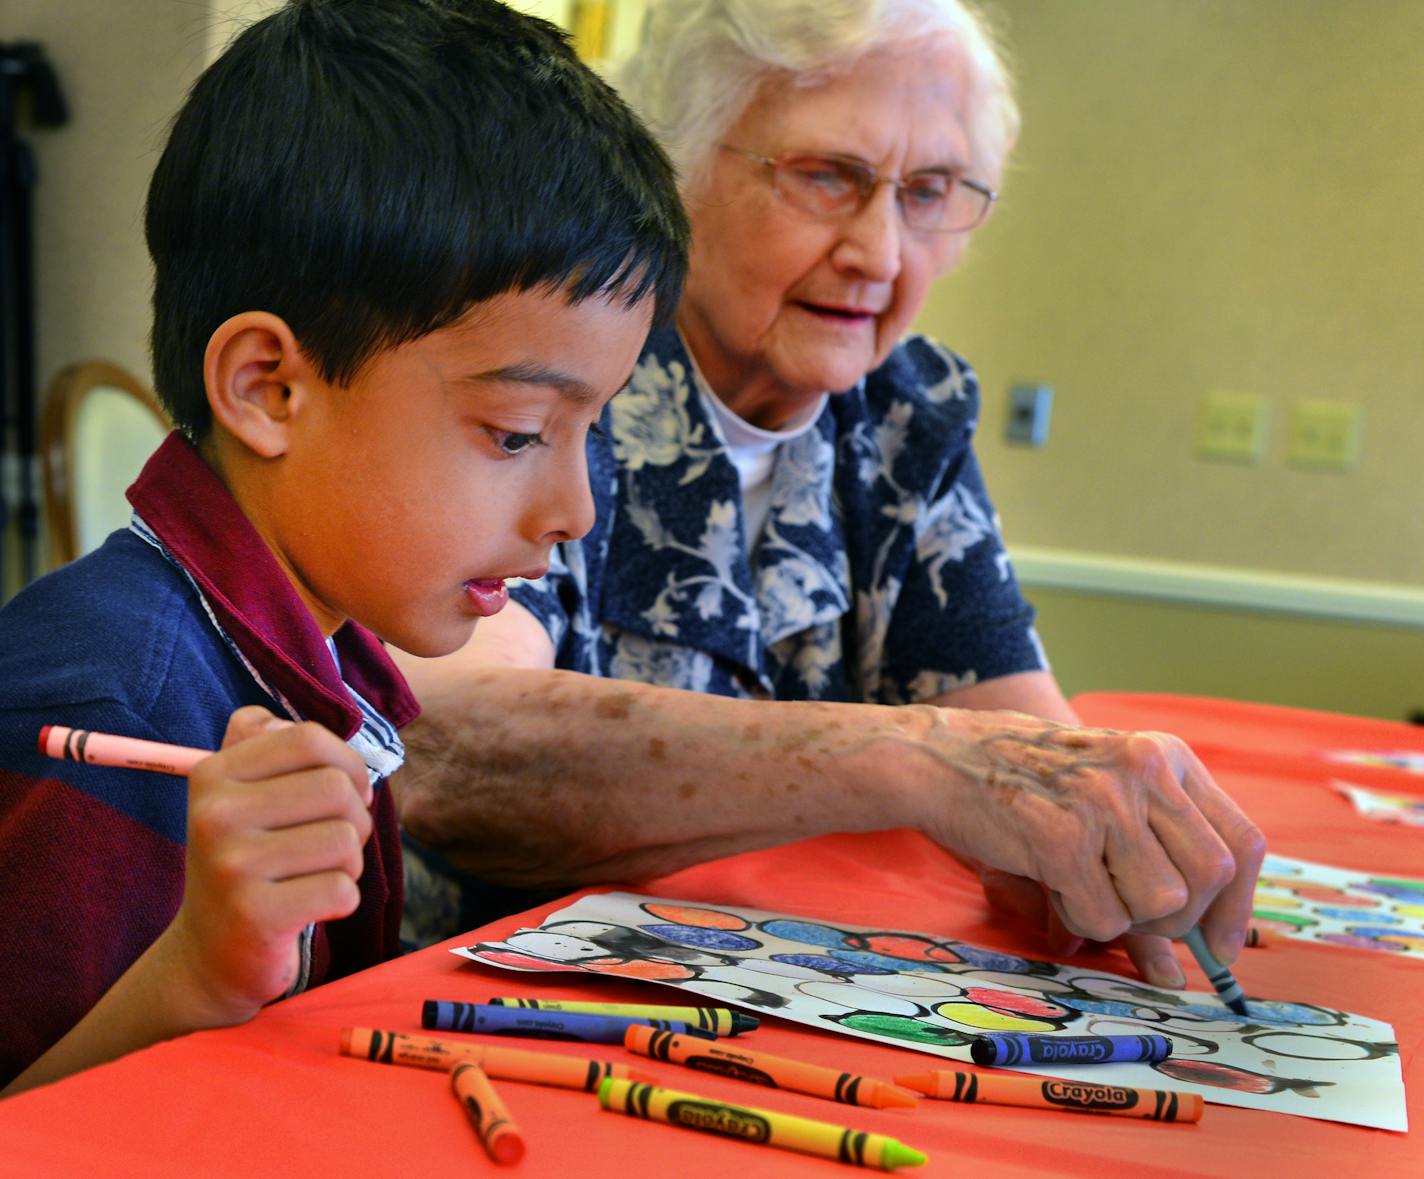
[0,0,686,1094]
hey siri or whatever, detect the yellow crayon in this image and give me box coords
[490,996,759,1036]
[339,1026,650,1091]
[451,1063,526,1165]
[598,1078,926,1170]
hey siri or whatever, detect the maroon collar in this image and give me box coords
[127,433,419,738]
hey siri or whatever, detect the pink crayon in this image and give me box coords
[38,725,210,777]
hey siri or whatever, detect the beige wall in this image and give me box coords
[919,0,1424,589]
[4,2,1420,722]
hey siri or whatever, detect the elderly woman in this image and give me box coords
[393,0,1263,988]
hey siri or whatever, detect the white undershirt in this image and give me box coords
[684,352,828,551]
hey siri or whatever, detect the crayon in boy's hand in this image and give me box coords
[970,1033,1172,1067]
[422,1000,716,1043]
[625,1026,916,1109]
[895,1069,1202,1122]
[490,996,759,1036]
[340,1027,651,1090]
[37,724,209,777]
[451,1062,526,1165]
[597,1078,926,1170]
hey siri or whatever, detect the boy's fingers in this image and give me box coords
[220,706,293,749]
[190,767,375,846]
[201,721,372,806]
[251,872,364,934]
[218,819,368,885]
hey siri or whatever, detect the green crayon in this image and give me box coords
[598,1077,926,1170]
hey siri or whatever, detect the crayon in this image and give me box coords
[451,1062,526,1165]
[625,1026,917,1110]
[1184,926,1250,1016]
[491,997,760,1036]
[339,1027,650,1091]
[37,724,208,777]
[895,1069,1203,1123]
[422,1000,717,1043]
[1244,925,1287,949]
[970,1033,1172,1067]
[597,1078,926,1171]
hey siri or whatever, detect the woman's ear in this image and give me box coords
[203,312,314,458]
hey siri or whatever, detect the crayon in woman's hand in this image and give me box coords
[451,1062,526,1165]
[1184,926,1250,1016]
[625,1026,917,1109]
[970,1033,1172,1067]
[895,1069,1202,1123]
[490,997,759,1036]
[598,1078,926,1170]
[340,1026,651,1090]
[422,1000,716,1043]
[37,724,209,776]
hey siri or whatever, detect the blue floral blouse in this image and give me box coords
[511,326,1047,703]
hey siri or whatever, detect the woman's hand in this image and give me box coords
[907,707,1266,972]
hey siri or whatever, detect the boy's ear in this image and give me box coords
[204,311,317,458]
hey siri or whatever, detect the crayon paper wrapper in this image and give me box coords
[1332,779,1424,828]
[1254,852,1424,960]
[454,891,1406,1132]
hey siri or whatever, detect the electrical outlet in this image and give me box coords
[1287,399,1362,471]
[1195,391,1269,463]
[1006,384,1053,447]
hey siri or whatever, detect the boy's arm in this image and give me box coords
[391,606,1264,966]
[2,708,372,1098]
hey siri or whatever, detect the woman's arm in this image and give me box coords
[391,606,1264,968]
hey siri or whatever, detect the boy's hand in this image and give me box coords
[163,706,373,1026]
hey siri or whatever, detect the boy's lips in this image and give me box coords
[462,579,509,616]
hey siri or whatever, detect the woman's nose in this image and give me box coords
[834,183,903,282]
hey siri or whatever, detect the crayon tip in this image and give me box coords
[874,1085,920,1110]
[37,725,52,754]
[881,1141,927,1170]
[730,1012,760,1034]
[629,1067,660,1085]
[490,1135,526,1165]
[338,1027,353,1056]
[892,1074,934,1096]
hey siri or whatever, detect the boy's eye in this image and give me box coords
[489,429,543,456]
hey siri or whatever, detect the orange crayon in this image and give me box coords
[37,724,208,776]
[452,1062,526,1164]
[340,1026,649,1091]
[895,1069,1203,1123]
[625,1026,917,1110]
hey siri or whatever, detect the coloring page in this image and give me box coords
[1323,749,1424,775]
[454,892,1405,1131]
[1253,853,1424,959]
[1331,780,1424,828]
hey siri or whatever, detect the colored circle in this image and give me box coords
[643,904,748,930]
[641,924,761,951]
[933,1001,1056,1033]
[832,1012,973,1047]
[770,953,891,976]
[962,987,1069,1020]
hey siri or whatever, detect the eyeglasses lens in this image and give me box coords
[772,155,985,232]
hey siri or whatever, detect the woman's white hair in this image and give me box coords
[615,0,1020,195]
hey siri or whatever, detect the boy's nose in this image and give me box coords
[528,451,596,545]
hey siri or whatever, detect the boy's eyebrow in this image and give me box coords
[464,361,599,406]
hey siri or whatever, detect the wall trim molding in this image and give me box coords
[1010,546,1424,629]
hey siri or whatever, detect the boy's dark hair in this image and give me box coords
[146,0,689,436]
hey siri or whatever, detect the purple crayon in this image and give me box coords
[970,1033,1172,1067]
[422,1001,717,1044]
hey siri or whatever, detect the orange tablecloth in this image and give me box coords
[0,693,1418,1177]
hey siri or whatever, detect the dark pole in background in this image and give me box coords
[1,42,68,595]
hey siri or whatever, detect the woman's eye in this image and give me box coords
[489,429,543,456]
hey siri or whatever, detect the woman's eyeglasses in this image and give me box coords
[720,145,997,234]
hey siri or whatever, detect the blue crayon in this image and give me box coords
[421,1001,717,1044]
[970,1033,1172,1067]
[1184,926,1249,1016]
